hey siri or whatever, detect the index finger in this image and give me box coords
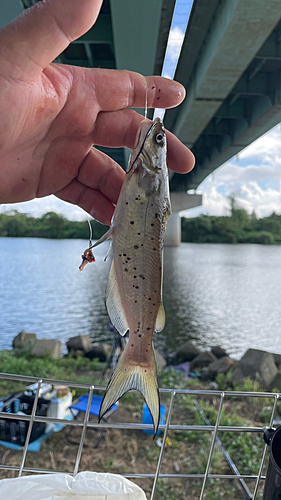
[89,69,186,112]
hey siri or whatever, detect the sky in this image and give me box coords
[1,0,281,221]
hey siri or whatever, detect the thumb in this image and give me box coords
[0,0,103,80]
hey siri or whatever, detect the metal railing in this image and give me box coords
[0,372,279,499]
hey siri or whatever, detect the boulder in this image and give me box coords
[266,371,281,392]
[176,341,201,362]
[191,351,217,370]
[66,335,93,354]
[273,353,281,371]
[207,356,235,379]
[231,349,279,390]
[32,339,61,359]
[211,346,228,359]
[154,350,167,371]
[85,343,112,362]
[12,331,36,349]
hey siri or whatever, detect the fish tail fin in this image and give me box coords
[99,349,160,437]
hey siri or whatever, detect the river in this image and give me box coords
[0,237,280,359]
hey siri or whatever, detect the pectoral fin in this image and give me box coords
[155,301,166,332]
[106,260,129,336]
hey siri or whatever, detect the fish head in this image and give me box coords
[127,117,167,176]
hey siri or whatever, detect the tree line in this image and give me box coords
[182,199,281,245]
[1,202,281,244]
[0,211,108,240]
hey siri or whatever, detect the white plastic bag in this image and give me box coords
[0,471,146,500]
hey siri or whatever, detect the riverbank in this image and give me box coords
[1,205,281,244]
[0,347,279,499]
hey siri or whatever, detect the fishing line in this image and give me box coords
[87,219,93,247]
[144,77,148,120]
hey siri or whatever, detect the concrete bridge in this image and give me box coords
[3,0,281,244]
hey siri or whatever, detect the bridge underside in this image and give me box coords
[3,0,281,199]
[166,0,281,192]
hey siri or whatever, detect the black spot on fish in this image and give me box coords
[151,223,154,227]
[141,244,143,247]
[134,276,137,278]
[159,88,161,93]
[138,233,141,236]
[138,334,142,338]
[156,97,160,100]
[133,267,137,270]
[147,328,151,331]
[135,300,137,303]
[119,254,122,257]
[153,247,157,251]
[124,268,128,272]
[131,344,134,347]
[134,245,139,249]
[153,303,156,306]
[123,253,126,256]
[149,298,151,301]
[127,257,131,260]
[135,286,139,289]
[155,213,158,218]
[125,202,128,205]
[130,221,134,225]
[151,238,154,240]
[146,350,148,353]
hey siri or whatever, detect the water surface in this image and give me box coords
[0,238,280,358]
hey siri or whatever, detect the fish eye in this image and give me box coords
[155,133,164,145]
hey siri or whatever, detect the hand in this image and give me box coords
[0,0,195,225]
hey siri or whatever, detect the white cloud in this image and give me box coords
[183,124,281,219]
[0,195,87,221]
[165,26,185,63]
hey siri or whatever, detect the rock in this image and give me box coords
[273,353,281,371]
[211,346,228,359]
[66,335,93,354]
[191,351,217,369]
[207,356,235,379]
[85,343,112,362]
[12,331,37,349]
[231,349,279,390]
[154,350,167,371]
[267,371,281,392]
[176,341,201,362]
[32,339,61,359]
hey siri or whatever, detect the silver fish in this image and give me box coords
[83,117,171,435]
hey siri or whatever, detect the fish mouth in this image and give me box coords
[127,117,163,173]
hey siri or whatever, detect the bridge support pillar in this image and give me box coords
[164,193,202,246]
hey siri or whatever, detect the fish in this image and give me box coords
[81,117,171,436]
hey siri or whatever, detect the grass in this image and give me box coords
[0,349,107,398]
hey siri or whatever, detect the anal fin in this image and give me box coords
[106,261,129,336]
[155,301,166,332]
